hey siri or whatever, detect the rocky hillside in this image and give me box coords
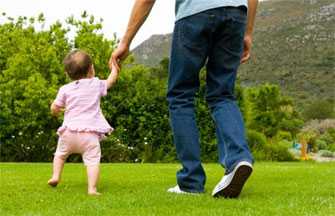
[132,0,335,102]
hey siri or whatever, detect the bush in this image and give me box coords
[264,142,296,161]
[318,150,334,158]
[247,130,267,151]
[316,139,328,150]
[254,141,295,161]
[276,131,292,141]
[303,100,335,120]
[327,144,335,152]
[248,132,295,161]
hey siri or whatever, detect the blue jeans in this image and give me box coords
[168,6,254,193]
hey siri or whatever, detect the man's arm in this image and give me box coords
[241,0,259,64]
[110,0,156,70]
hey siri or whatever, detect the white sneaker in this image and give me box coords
[212,161,253,198]
[167,185,199,195]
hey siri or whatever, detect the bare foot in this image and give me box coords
[88,190,101,196]
[48,178,59,187]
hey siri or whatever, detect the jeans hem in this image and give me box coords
[178,185,205,193]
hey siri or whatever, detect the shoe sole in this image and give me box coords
[213,165,252,198]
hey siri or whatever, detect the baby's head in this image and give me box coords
[63,50,95,80]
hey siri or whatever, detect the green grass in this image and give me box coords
[0,162,334,216]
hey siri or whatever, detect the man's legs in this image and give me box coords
[167,14,210,193]
[205,7,254,198]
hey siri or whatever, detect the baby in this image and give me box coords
[48,50,118,195]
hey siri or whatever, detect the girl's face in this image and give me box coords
[87,64,95,78]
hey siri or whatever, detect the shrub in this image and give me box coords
[247,130,267,151]
[318,150,334,158]
[316,139,328,150]
[276,131,292,141]
[250,135,295,161]
[327,144,335,152]
[264,142,296,161]
[303,100,335,120]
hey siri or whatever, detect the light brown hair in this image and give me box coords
[63,50,92,80]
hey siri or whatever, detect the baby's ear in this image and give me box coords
[90,64,95,73]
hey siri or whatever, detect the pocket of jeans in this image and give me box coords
[177,14,208,50]
[227,7,247,25]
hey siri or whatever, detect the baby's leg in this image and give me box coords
[87,165,101,195]
[81,132,102,195]
[48,132,72,187]
[48,156,66,187]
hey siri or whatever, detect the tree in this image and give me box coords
[247,84,303,138]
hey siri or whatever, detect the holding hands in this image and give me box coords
[109,41,130,72]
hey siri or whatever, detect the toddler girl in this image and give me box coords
[48,50,118,195]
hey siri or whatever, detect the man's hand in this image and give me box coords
[109,42,130,71]
[109,0,156,70]
[241,0,258,64]
[241,35,252,64]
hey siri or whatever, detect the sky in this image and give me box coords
[0,0,175,48]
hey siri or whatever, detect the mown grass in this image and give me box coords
[0,162,334,216]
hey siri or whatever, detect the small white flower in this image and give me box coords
[144,142,148,145]
[12,135,15,138]
[19,132,23,136]
[144,137,147,140]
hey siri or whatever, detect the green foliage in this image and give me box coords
[0,13,305,162]
[262,142,296,162]
[275,131,292,141]
[0,15,69,161]
[303,99,335,120]
[247,129,267,151]
[247,84,303,138]
[101,64,174,163]
[318,150,334,158]
[315,129,335,152]
[252,138,295,162]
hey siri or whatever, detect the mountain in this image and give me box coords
[132,0,335,103]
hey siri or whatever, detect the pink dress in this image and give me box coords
[54,77,113,137]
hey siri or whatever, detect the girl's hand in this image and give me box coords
[106,63,120,89]
[50,102,63,116]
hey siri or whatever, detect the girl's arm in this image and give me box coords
[50,102,63,116]
[106,66,119,89]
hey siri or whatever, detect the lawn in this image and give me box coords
[0,162,334,216]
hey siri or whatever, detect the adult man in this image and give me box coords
[110,0,258,198]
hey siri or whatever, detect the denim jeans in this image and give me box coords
[168,6,254,193]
